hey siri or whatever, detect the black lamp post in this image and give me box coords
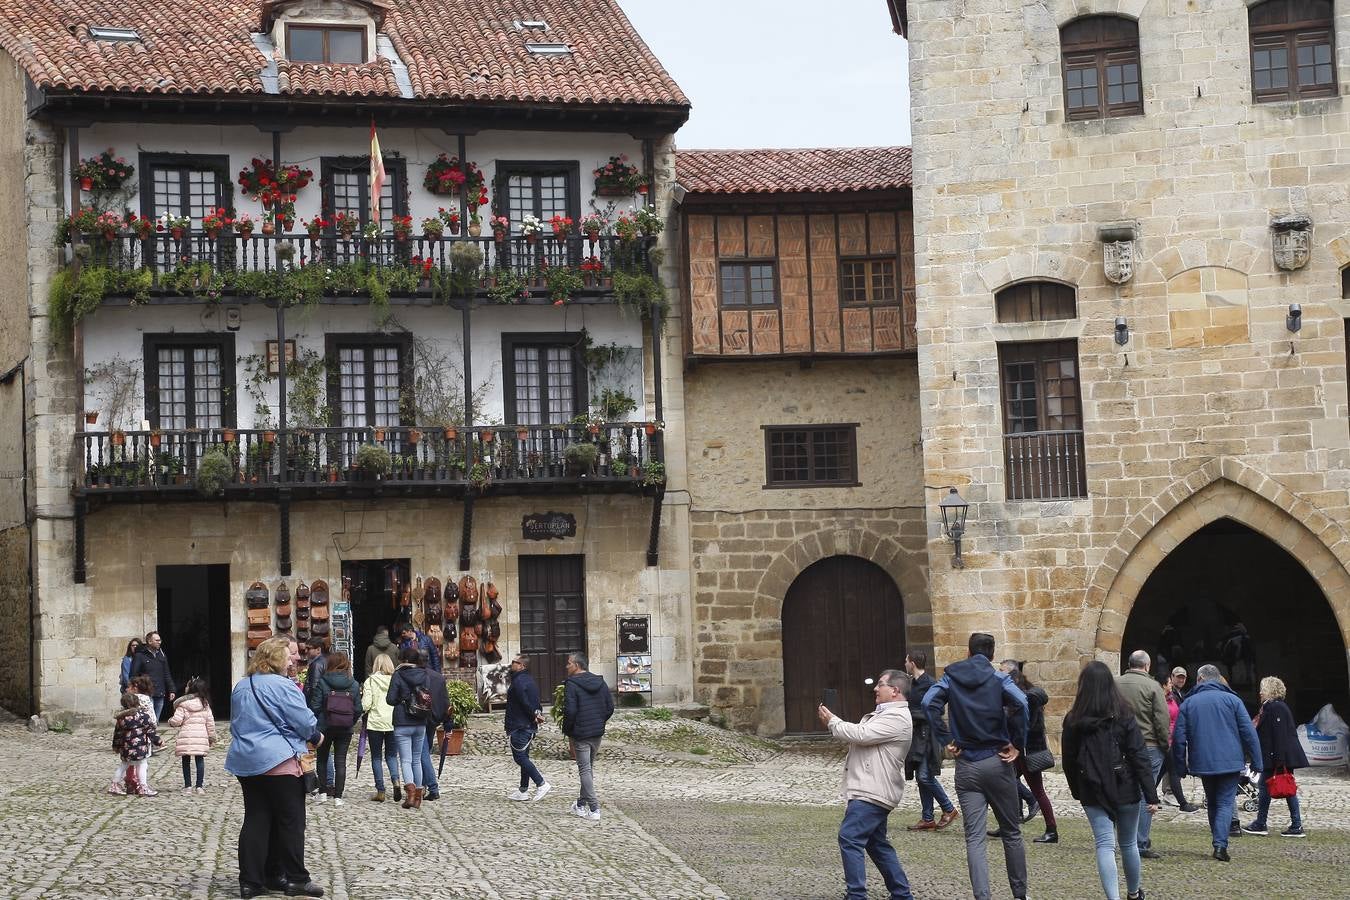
[939,486,970,569]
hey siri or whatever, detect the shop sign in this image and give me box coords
[521,511,577,540]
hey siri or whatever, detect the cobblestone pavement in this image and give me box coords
[5,711,1350,899]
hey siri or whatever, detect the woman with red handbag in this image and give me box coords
[1241,676,1309,838]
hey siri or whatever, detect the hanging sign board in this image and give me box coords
[522,512,577,541]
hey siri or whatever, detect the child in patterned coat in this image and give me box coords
[110,691,159,796]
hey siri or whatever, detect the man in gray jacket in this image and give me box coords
[819,669,914,900]
[1117,650,1170,859]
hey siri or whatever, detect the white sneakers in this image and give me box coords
[333,797,344,807]
[507,789,531,801]
[587,808,601,821]
[533,782,553,802]
[570,802,601,820]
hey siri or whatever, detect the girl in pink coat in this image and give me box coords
[168,677,217,794]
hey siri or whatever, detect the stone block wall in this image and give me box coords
[906,0,1350,724]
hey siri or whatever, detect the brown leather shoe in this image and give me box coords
[411,786,424,810]
[936,809,960,830]
[906,819,939,831]
[401,784,416,809]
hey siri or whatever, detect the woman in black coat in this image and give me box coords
[1242,675,1309,837]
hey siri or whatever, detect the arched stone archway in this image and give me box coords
[1085,465,1350,676]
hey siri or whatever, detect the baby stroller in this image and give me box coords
[1236,764,1260,813]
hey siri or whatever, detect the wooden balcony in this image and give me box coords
[70,231,655,304]
[76,423,665,501]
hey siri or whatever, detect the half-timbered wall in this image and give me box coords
[685,207,915,358]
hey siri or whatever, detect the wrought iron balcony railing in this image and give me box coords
[69,231,655,300]
[1003,429,1087,501]
[77,422,665,496]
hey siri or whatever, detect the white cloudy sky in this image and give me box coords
[616,0,911,150]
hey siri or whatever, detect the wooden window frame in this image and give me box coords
[838,255,901,307]
[286,24,368,64]
[324,333,413,427]
[320,155,408,225]
[1060,16,1143,121]
[719,259,780,309]
[998,340,1087,501]
[1249,0,1336,103]
[493,161,582,231]
[501,332,588,425]
[762,424,860,489]
[138,152,232,220]
[995,280,1078,323]
[143,333,237,430]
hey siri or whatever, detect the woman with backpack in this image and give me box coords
[385,646,430,809]
[310,652,360,806]
[1062,661,1159,900]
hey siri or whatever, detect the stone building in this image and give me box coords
[0,0,695,720]
[673,148,932,733]
[890,0,1350,726]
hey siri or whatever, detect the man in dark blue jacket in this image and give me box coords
[923,633,1029,900]
[398,622,440,673]
[562,652,614,820]
[504,655,550,802]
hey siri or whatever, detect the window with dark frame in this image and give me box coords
[143,334,235,430]
[995,281,1078,323]
[495,162,580,233]
[764,425,858,488]
[326,336,410,430]
[1060,16,1143,120]
[287,24,366,64]
[140,154,232,267]
[839,257,899,305]
[720,261,777,307]
[998,341,1087,500]
[1249,0,1335,102]
[321,156,406,225]
[503,336,586,426]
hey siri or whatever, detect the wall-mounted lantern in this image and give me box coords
[1287,303,1303,333]
[939,487,970,569]
[1114,316,1130,346]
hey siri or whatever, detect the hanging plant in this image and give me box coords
[423,153,486,198]
[592,154,646,196]
[195,448,233,498]
[75,148,134,193]
[237,157,312,225]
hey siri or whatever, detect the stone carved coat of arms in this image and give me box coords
[1103,240,1134,284]
[1272,228,1310,272]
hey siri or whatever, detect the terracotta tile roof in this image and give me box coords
[0,0,689,107]
[675,147,913,195]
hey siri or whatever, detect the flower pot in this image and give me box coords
[171,227,184,240]
[494,232,506,244]
[424,230,443,241]
[637,184,649,195]
[111,431,125,447]
[84,411,99,425]
[587,424,601,435]
[525,233,539,245]
[80,176,94,191]
[585,229,600,243]
[481,429,495,443]
[101,229,117,241]
[261,223,275,236]
[444,427,458,441]
[516,428,529,441]
[328,467,338,483]
[149,433,161,448]
[645,423,658,436]
[448,221,461,235]
[373,428,386,442]
[221,428,237,443]
[468,222,482,237]
[408,429,422,445]
[263,430,276,444]
[238,227,253,239]
[205,228,220,240]
[444,727,466,756]
[629,464,640,478]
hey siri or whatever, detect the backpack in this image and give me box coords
[405,678,435,721]
[323,684,357,730]
[1076,719,1130,813]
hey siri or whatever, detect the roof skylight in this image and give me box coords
[89,26,141,43]
[513,20,549,31]
[525,43,571,56]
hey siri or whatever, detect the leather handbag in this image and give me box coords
[1026,749,1055,774]
[247,607,272,626]
[246,582,270,609]
[459,627,479,652]
[1267,766,1297,799]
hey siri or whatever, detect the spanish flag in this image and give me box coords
[370,118,386,225]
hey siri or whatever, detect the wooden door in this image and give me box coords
[519,555,587,703]
[782,556,905,734]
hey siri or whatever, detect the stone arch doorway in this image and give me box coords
[781,555,905,734]
[1120,518,1349,722]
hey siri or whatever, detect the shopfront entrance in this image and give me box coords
[342,559,411,678]
[519,555,587,702]
[155,564,231,719]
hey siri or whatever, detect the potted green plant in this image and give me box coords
[641,459,666,488]
[564,441,599,476]
[354,442,392,480]
[551,681,576,759]
[195,448,233,498]
[468,461,491,490]
[444,680,480,756]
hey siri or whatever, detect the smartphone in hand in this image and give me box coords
[821,688,840,711]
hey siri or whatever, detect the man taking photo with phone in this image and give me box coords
[818,670,914,900]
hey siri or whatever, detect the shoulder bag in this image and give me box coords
[248,675,318,793]
[1026,748,1056,773]
[1267,766,1297,799]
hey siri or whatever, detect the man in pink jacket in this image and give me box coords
[819,669,915,900]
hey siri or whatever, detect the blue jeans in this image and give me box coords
[1137,746,1164,849]
[367,730,399,793]
[1083,803,1142,900]
[1200,773,1240,849]
[152,696,165,720]
[420,723,440,792]
[393,725,424,787]
[915,755,954,820]
[511,727,545,792]
[1253,771,1302,829]
[838,799,912,900]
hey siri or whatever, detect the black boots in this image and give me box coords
[1033,830,1058,844]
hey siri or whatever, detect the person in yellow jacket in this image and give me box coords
[819,670,915,900]
[361,654,401,802]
